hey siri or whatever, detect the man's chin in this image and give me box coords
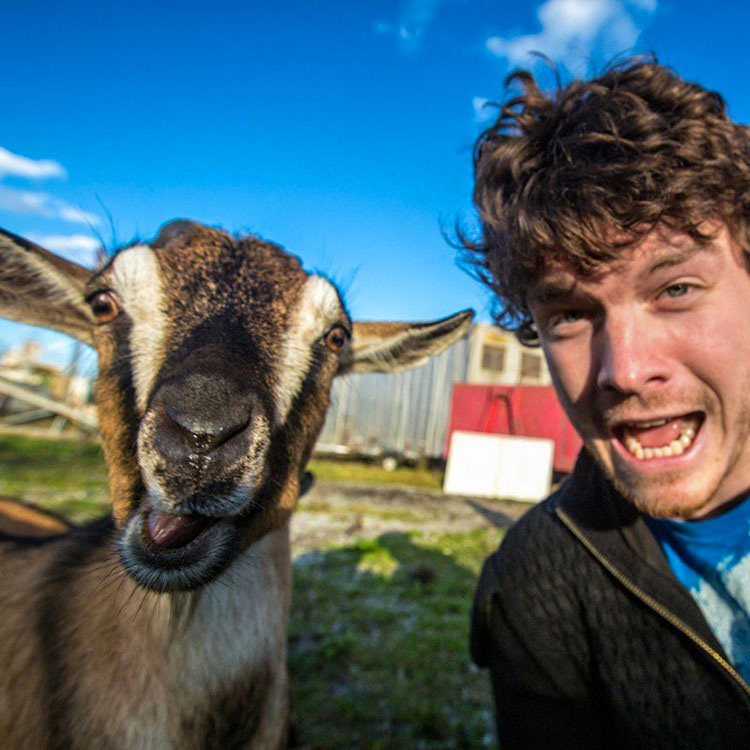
[590,443,717,520]
[610,474,712,519]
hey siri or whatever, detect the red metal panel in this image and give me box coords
[445,383,582,473]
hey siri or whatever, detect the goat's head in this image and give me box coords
[0,220,472,591]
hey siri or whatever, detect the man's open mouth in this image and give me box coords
[614,412,703,461]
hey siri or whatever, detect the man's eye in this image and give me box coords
[544,309,585,335]
[560,310,584,323]
[662,283,691,298]
[550,310,584,328]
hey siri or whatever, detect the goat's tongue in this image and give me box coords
[625,418,682,448]
[146,510,211,549]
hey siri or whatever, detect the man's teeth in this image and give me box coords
[636,418,669,429]
[622,418,699,461]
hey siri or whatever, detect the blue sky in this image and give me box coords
[1,0,749,370]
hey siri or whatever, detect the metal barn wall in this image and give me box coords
[316,334,471,459]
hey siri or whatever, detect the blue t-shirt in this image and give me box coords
[646,498,750,683]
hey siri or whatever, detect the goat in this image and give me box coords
[0,220,472,750]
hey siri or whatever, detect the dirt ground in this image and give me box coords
[291,478,534,555]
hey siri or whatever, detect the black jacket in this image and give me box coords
[471,450,750,749]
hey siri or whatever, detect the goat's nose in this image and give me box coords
[148,363,266,471]
[162,404,252,454]
[152,394,258,467]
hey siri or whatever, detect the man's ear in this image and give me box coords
[0,228,95,344]
[340,309,474,375]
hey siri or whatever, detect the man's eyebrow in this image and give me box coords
[528,278,578,304]
[528,242,716,303]
[647,242,713,274]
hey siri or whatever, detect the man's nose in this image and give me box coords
[595,312,669,395]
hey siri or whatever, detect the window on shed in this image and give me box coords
[481,344,505,372]
[520,352,542,380]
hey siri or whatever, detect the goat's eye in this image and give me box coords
[324,325,349,352]
[88,291,120,323]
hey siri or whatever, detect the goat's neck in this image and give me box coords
[10,521,292,750]
[88,519,292,662]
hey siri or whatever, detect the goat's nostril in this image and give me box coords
[162,405,252,454]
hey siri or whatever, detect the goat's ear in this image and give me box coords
[0,228,94,344]
[341,308,474,375]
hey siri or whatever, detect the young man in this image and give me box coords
[468,60,750,748]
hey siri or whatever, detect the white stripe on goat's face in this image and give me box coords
[108,245,169,415]
[273,275,344,425]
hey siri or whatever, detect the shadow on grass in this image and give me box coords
[463,498,520,529]
[289,529,502,750]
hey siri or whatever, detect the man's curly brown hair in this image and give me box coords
[464,58,750,344]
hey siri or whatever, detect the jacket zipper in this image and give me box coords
[554,505,750,703]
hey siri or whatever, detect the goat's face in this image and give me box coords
[0,220,473,592]
[88,222,348,591]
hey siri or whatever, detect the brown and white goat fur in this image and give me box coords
[0,220,472,750]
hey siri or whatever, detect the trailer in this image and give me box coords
[315,323,558,467]
[444,383,582,474]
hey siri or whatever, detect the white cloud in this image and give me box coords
[0,146,66,180]
[375,0,450,51]
[0,187,49,214]
[0,187,99,226]
[486,0,656,73]
[56,205,101,226]
[27,233,101,266]
[29,233,101,253]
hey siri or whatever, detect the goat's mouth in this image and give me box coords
[117,503,244,592]
[145,508,216,548]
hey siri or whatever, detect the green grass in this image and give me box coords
[299,497,430,525]
[289,529,501,749]
[0,434,110,522]
[307,458,445,490]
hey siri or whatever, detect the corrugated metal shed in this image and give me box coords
[315,323,552,461]
[316,334,471,459]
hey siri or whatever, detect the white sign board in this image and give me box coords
[443,431,554,502]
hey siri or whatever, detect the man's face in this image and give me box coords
[528,225,750,519]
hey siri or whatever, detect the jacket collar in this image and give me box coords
[548,449,725,653]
